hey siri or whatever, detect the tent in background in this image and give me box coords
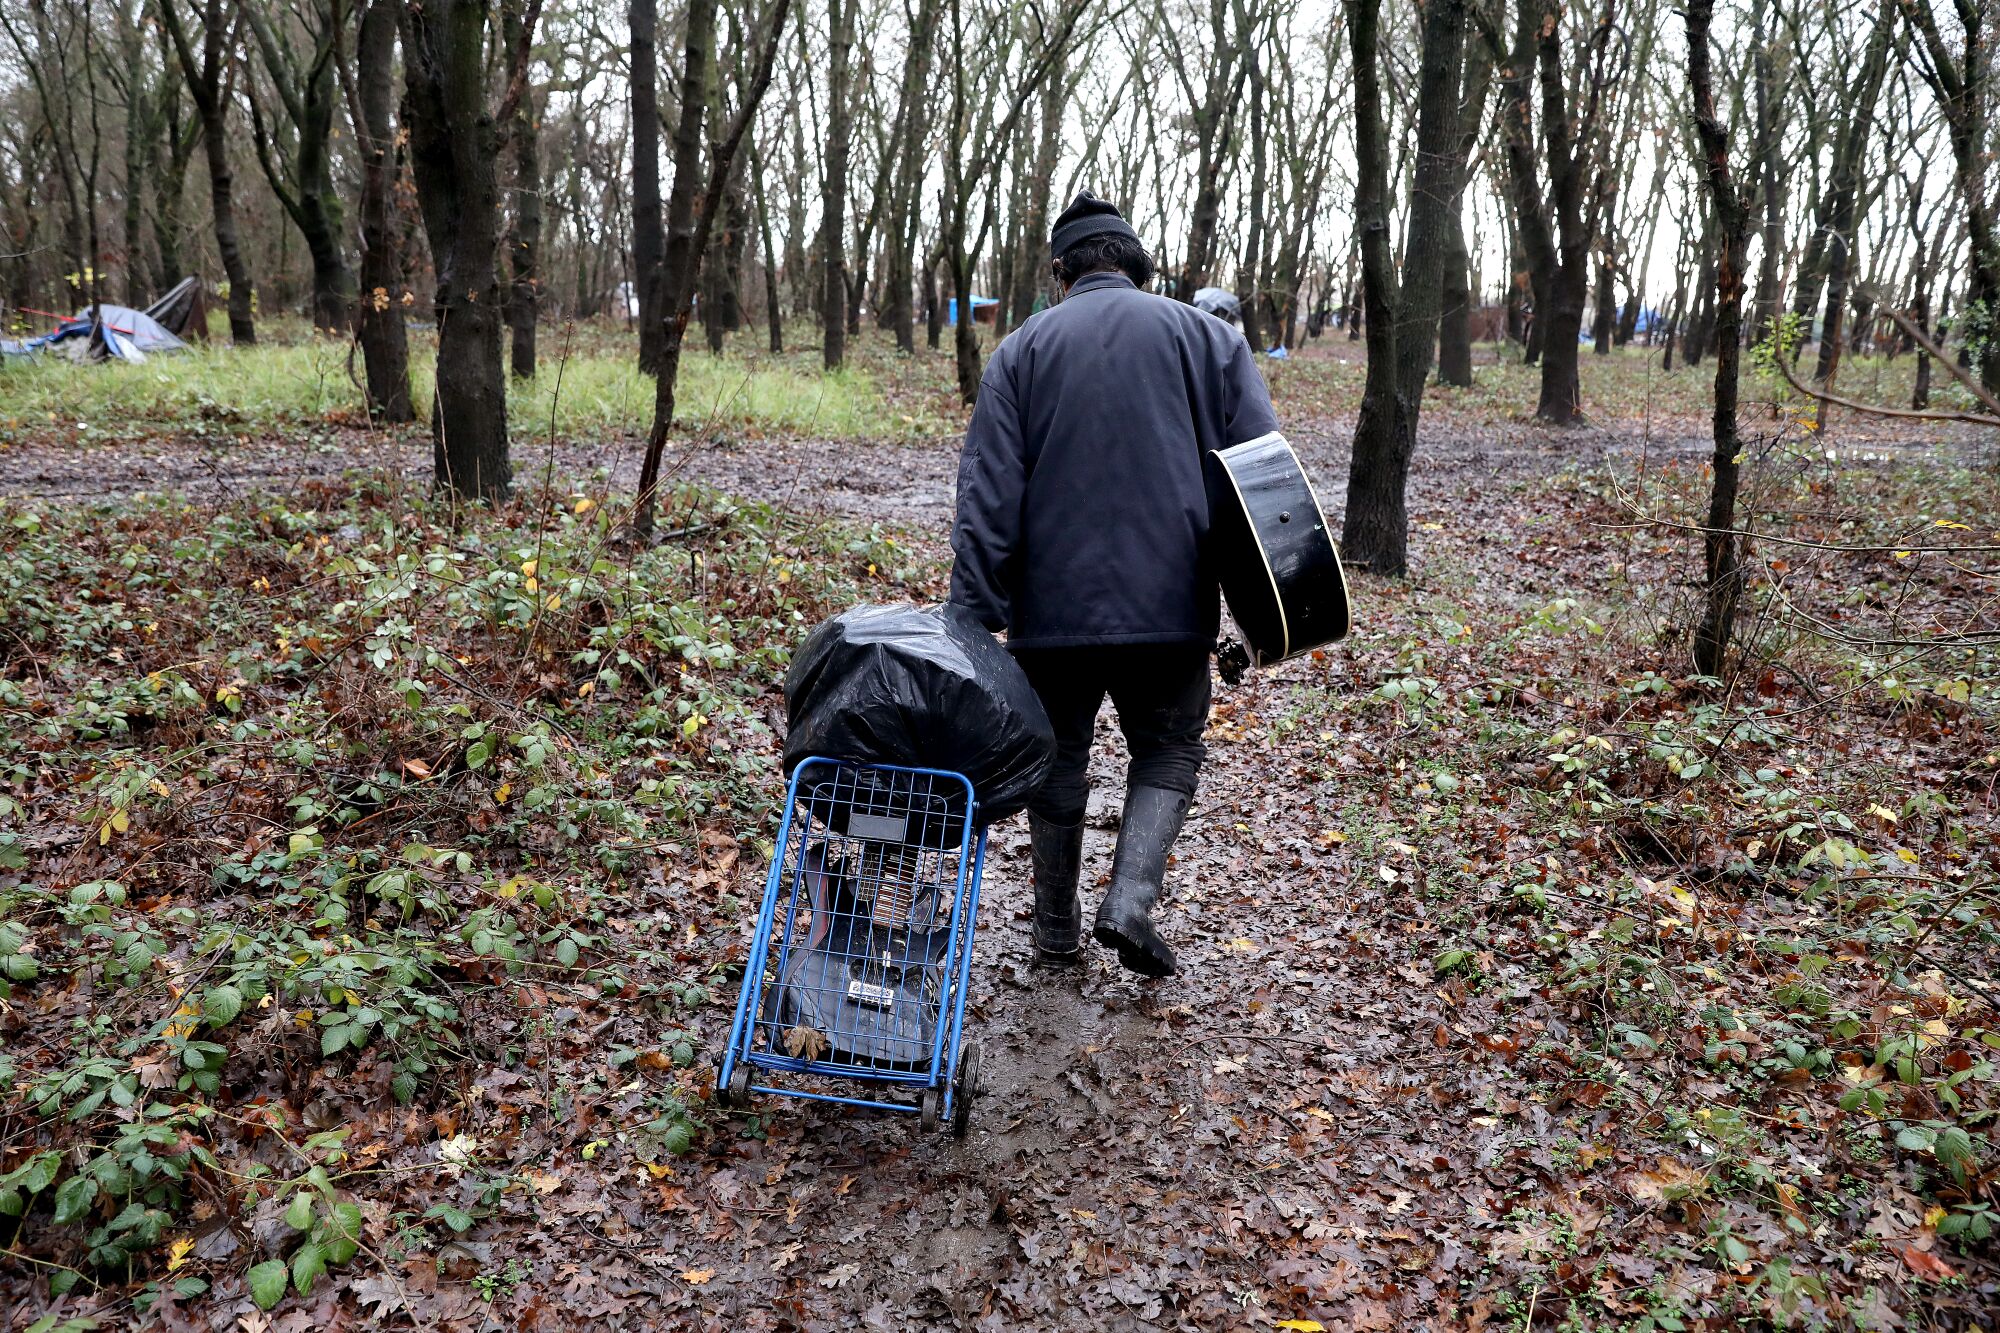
[143,277,205,338]
[0,295,190,363]
[1192,287,1240,321]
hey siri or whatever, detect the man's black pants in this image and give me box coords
[1014,644,1212,825]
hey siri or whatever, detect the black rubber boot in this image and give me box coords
[1028,813,1086,963]
[1094,786,1187,978]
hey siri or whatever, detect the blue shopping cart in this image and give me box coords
[716,757,988,1135]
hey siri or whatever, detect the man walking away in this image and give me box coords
[948,192,1281,978]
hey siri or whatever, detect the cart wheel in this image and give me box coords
[722,1063,752,1108]
[919,1087,942,1133]
[951,1042,981,1139]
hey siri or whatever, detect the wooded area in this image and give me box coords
[1,0,1998,1327]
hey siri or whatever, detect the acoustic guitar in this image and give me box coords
[1205,431,1351,673]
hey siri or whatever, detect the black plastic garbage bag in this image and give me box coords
[782,604,1055,825]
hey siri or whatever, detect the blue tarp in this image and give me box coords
[947,296,998,325]
[1,303,186,362]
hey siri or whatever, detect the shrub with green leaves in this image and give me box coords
[0,475,933,1309]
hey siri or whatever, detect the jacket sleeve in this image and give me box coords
[948,367,1029,631]
[1220,330,1281,444]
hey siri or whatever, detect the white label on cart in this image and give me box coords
[846,978,897,1008]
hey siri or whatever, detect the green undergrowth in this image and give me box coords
[0,322,959,449]
[0,474,935,1311]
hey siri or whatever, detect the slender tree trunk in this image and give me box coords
[1749,0,1782,343]
[355,0,412,421]
[1238,47,1268,354]
[120,11,148,304]
[1341,0,1463,577]
[635,0,791,533]
[821,0,853,369]
[507,86,541,379]
[750,138,783,352]
[1687,0,1751,679]
[1009,60,1064,330]
[160,0,255,343]
[631,0,664,372]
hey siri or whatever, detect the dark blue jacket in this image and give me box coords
[948,271,1280,649]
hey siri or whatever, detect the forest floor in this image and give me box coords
[1,329,1997,1332]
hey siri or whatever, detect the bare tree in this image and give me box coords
[155,0,257,342]
[1686,0,1754,678]
[399,0,544,499]
[1341,0,1465,577]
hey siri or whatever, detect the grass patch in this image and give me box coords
[0,474,940,1309]
[0,320,962,449]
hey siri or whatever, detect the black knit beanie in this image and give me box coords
[1050,191,1140,258]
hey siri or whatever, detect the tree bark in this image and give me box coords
[821,0,853,369]
[634,0,792,534]
[505,53,540,378]
[1686,0,1751,679]
[159,0,255,343]
[1341,0,1463,577]
[355,0,412,421]
[400,0,540,499]
[630,0,664,372]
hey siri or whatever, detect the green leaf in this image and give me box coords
[555,938,579,968]
[247,1259,289,1310]
[425,1202,474,1233]
[204,984,244,1027]
[1896,1125,1937,1153]
[284,1191,314,1231]
[321,1024,350,1057]
[51,1174,96,1225]
[1432,948,1473,974]
[173,1276,210,1298]
[291,1240,327,1294]
[329,1200,363,1242]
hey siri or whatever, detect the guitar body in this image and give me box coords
[773,838,955,1070]
[1204,432,1351,666]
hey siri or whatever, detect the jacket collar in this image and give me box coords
[1065,271,1137,296]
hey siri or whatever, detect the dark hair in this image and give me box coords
[1054,234,1157,289]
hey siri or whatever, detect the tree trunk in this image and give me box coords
[750,136,783,352]
[241,1,354,332]
[1748,0,1783,343]
[1237,44,1268,354]
[630,0,664,372]
[160,0,256,343]
[924,255,943,349]
[1341,0,1463,577]
[821,0,853,369]
[634,0,791,533]
[1178,0,1249,296]
[1687,0,1751,679]
[401,0,532,500]
[1009,60,1064,330]
[883,0,939,352]
[355,0,412,422]
[506,90,540,378]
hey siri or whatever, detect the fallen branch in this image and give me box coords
[1771,341,2000,429]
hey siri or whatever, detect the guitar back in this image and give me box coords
[1205,432,1351,665]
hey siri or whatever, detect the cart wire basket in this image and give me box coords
[716,757,987,1134]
